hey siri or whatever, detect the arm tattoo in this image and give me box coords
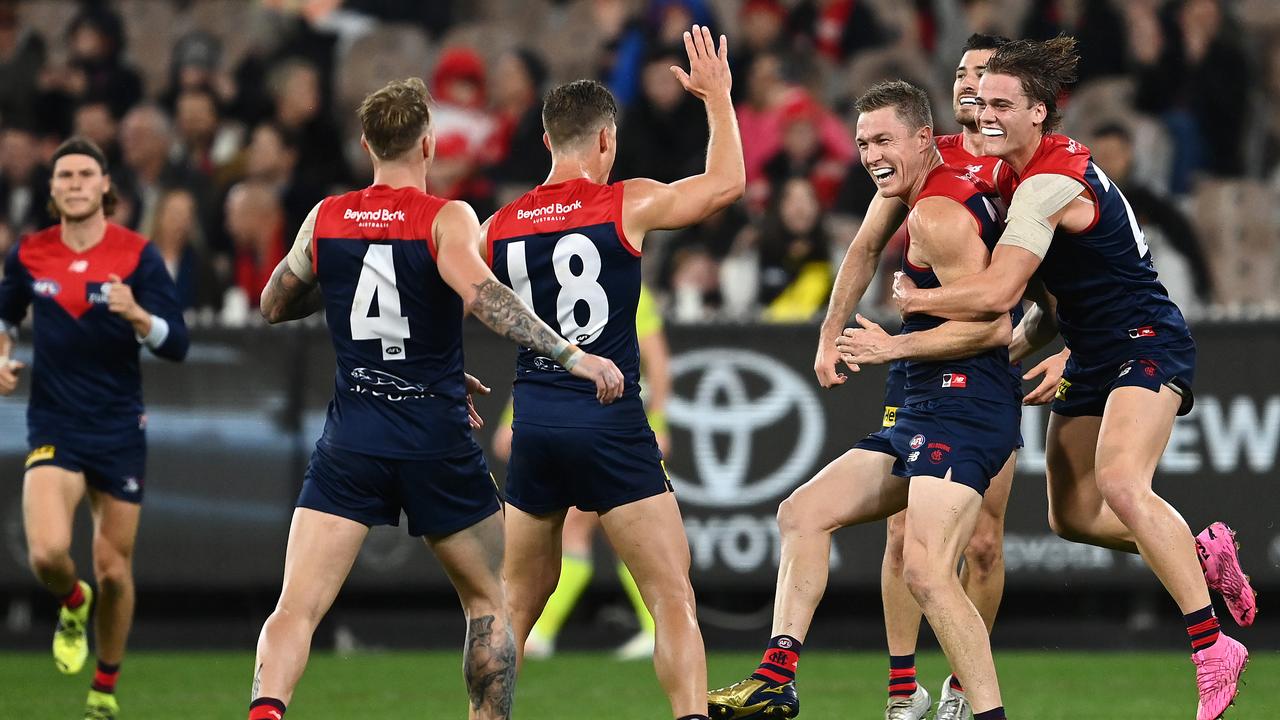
[469,278,568,358]
[263,263,323,323]
[463,614,516,718]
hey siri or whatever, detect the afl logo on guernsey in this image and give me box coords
[33,279,61,297]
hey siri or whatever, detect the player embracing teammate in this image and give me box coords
[894,36,1254,720]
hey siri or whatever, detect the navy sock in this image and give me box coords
[750,635,802,684]
[1185,604,1220,652]
[974,707,1006,719]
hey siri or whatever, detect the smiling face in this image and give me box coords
[856,106,932,200]
[953,48,995,129]
[975,71,1045,161]
[50,154,109,222]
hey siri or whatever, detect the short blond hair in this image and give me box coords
[358,77,432,160]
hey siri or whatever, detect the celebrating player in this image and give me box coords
[484,25,743,720]
[0,137,189,720]
[710,81,1021,720]
[893,36,1254,720]
[247,77,623,720]
[814,33,1046,720]
[491,285,672,661]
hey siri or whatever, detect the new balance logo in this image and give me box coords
[942,372,967,388]
[68,260,89,273]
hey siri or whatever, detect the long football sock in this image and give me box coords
[1185,604,1221,652]
[888,653,917,697]
[751,635,802,685]
[91,660,119,693]
[249,697,286,719]
[617,561,655,634]
[61,581,86,610]
[528,554,592,643]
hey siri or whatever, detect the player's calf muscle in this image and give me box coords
[463,614,516,717]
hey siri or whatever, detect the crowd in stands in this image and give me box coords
[1,0,1279,325]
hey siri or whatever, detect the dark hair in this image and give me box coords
[854,80,933,131]
[1092,122,1132,143]
[962,32,1012,53]
[542,80,618,147]
[48,136,118,217]
[254,120,302,153]
[357,77,432,160]
[985,35,1079,133]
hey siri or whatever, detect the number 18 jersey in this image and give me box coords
[488,178,646,428]
[311,185,472,459]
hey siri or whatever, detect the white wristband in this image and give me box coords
[136,315,170,350]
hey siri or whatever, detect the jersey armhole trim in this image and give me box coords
[426,206,440,262]
[902,234,929,273]
[311,197,328,275]
[614,182,641,257]
[485,208,502,269]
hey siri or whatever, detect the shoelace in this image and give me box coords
[885,695,923,720]
[57,617,85,641]
[934,695,969,720]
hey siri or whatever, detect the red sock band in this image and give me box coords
[62,582,85,610]
[249,698,287,720]
[91,661,119,693]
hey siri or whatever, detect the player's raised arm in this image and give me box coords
[261,202,324,324]
[622,25,744,240]
[815,192,908,386]
[895,173,1085,321]
[433,200,625,404]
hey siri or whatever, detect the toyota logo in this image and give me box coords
[667,349,824,507]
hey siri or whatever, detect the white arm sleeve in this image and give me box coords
[997,173,1089,259]
[285,202,322,282]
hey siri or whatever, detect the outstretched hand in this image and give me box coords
[670,24,731,101]
[836,314,897,367]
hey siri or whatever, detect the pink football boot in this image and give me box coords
[1192,633,1248,720]
[1196,522,1258,626]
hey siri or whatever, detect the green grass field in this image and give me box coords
[1,649,1272,718]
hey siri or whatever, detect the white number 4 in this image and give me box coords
[1091,162,1150,258]
[350,244,410,360]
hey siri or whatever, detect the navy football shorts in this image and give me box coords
[853,404,899,457]
[887,398,1021,496]
[26,425,147,504]
[505,422,671,514]
[1052,338,1196,418]
[298,439,500,537]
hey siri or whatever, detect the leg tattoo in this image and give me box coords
[251,662,263,700]
[463,615,516,718]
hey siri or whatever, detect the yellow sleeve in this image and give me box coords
[635,284,663,339]
[763,262,834,323]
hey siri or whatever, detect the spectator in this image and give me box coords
[162,31,234,111]
[0,0,47,129]
[788,0,887,64]
[760,93,851,209]
[73,99,123,169]
[429,47,496,170]
[48,5,144,119]
[1090,123,1213,311]
[0,125,52,235]
[756,177,833,322]
[426,133,495,220]
[733,0,788,94]
[223,181,285,312]
[488,49,550,199]
[240,121,325,243]
[1021,0,1128,83]
[269,58,351,190]
[119,104,212,237]
[1131,0,1252,191]
[151,188,219,312]
[614,45,709,184]
[660,204,748,321]
[173,85,240,181]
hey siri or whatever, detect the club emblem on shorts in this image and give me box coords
[931,449,944,463]
[1055,378,1071,401]
[942,372,968,389]
[122,477,140,495]
[25,445,55,467]
[910,434,925,450]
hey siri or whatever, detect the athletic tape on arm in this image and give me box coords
[997,173,1088,259]
[285,203,322,282]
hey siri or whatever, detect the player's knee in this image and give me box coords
[27,543,71,578]
[92,554,131,595]
[776,493,823,538]
[1093,466,1146,518]
[883,520,907,574]
[1047,506,1085,542]
[901,554,948,607]
[963,529,1003,578]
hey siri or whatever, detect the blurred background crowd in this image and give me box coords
[1,0,1278,326]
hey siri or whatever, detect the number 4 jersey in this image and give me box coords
[311,185,473,458]
[488,178,646,428]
